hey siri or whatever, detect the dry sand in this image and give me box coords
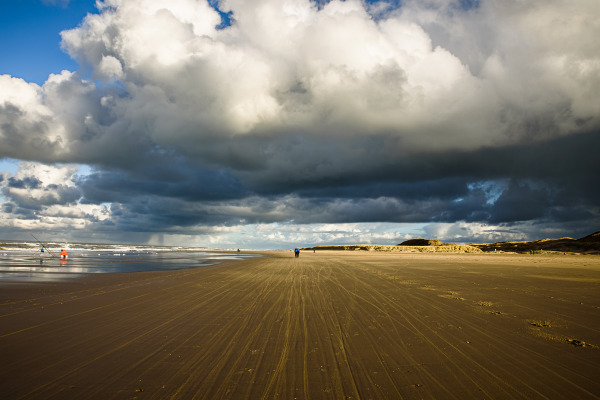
[1,251,599,399]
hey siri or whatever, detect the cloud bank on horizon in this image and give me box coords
[1,0,599,248]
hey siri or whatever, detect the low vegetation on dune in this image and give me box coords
[303,244,482,253]
[471,231,600,254]
[398,238,447,246]
[303,231,600,254]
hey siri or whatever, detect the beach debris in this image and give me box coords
[530,320,552,328]
[565,339,600,349]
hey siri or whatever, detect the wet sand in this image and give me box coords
[1,251,599,399]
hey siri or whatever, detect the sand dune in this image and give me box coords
[305,231,600,254]
[1,251,599,399]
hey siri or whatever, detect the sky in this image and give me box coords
[0,0,599,249]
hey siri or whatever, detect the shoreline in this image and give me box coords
[1,251,599,398]
[0,249,261,284]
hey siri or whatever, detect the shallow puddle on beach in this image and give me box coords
[0,250,257,282]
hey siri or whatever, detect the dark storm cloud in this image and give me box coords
[285,130,599,227]
[247,129,599,207]
[296,178,471,201]
[78,165,246,204]
[1,202,39,218]
[6,176,42,189]
[104,197,248,233]
[65,128,599,233]
[2,183,81,208]
[0,102,55,161]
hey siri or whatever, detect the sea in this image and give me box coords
[0,241,258,282]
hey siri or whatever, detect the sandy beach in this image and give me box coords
[1,251,599,399]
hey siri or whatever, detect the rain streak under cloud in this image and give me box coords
[0,0,599,248]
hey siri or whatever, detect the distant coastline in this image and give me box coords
[303,231,600,254]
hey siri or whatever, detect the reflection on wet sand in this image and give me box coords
[0,249,258,282]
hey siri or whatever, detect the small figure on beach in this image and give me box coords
[60,249,68,259]
[294,248,300,258]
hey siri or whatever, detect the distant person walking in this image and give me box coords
[294,248,300,258]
